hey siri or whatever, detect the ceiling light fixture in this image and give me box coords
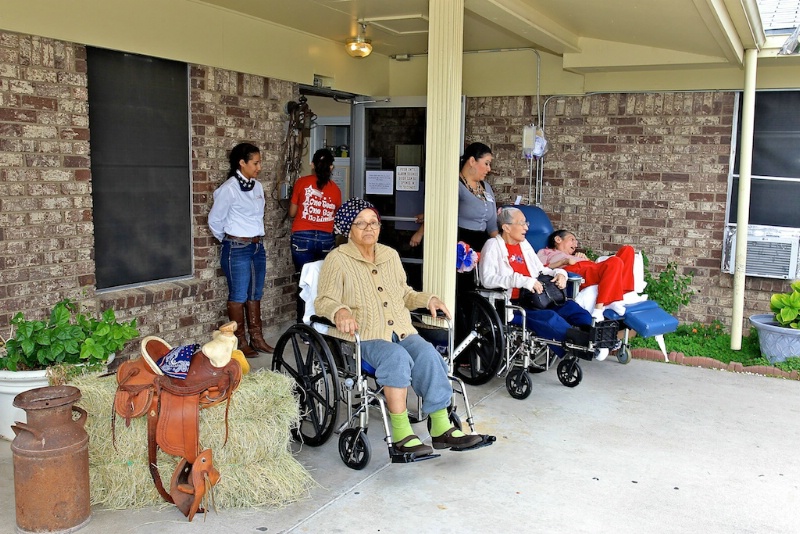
[346,23,373,58]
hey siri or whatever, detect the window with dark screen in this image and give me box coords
[729,91,800,228]
[87,47,191,289]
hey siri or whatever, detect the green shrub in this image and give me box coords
[1,299,138,371]
[642,252,694,315]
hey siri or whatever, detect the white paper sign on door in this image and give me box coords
[366,170,394,195]
[396,166,420,192]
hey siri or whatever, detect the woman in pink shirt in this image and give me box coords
[538,230,635,321]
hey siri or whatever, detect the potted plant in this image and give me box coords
[0,298,139,440]
[750,280,800,363]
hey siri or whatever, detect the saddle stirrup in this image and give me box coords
[169,449,220,521]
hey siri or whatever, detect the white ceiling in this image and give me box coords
[197,0,770,69]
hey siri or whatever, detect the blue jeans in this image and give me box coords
[360,333,452,415]
[511,300,593,357]
[221,239,266,303]
[290,230,335,272]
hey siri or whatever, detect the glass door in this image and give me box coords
[351,97,427,288]
[351,97,465,290]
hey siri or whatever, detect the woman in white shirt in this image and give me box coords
[208,143,273,357]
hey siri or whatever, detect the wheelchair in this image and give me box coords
[448,206,624,396]
[446,268,619,397]
[271,277,494,470]
[474,284,620,397]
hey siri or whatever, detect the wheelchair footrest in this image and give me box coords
[604,301,679,338]
[591,320,620,348]
[389,448,441,463]
[447,434,496,452]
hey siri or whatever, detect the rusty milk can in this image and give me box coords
[12,385,91,533]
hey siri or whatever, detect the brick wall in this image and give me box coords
[466,93,793,328]
[0,31,96,322]
[0,30,297,358]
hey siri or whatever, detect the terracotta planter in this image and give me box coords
[0,369,49,441]
[750,314,800,364]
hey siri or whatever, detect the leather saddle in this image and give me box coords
[113,326,242,521]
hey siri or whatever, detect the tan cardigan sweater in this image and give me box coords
[315,241,435,342]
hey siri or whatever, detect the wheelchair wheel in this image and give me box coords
[339,428,371,470]
[505,368,532,400]
[616,344,631,364]
[453,292,504,386]
[272,324,339,446]
[557,359,583,388]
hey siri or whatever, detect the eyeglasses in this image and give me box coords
[510,221,529,227]
[352,221,382,230]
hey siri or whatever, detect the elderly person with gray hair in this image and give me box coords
[479,207,608,360]
[315,198,484,456]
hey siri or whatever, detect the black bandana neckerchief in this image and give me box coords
[236,172,256,192]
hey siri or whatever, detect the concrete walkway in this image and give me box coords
[1,357,799,533]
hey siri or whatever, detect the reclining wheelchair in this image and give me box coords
[449,273,619,397]
[474,283,619,397]
[449,204,679,396]
[447,206,623,397]
[271,262,493,470]
[513,204,678,364]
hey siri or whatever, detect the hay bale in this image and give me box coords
[69,369,315,509]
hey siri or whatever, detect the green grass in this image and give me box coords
[628,320,800,373]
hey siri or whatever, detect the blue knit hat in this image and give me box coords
[334,197,380,235]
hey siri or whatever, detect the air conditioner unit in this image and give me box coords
[729,234,799,279]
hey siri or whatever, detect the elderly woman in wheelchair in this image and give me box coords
[273,198,491,469]
[478,207,619,393]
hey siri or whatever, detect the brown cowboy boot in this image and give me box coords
[226,302,258,358]
[245,300,274,353]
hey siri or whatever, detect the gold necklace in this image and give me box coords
[460,174,486,201]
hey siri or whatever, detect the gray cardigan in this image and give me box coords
[458,179,498,235]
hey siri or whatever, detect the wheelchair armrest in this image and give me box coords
[477,285,505,294]
[410,307,447,319]
[310,314,335,328]
[566,272,584,284]
[565,273,583,298]
[410,308,452,332]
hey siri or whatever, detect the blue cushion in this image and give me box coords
[361,359,376,375]
[604,300,678,337]
[510,205,553,252]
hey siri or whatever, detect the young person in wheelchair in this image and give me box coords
[315,198,484,456]
[479,207,610,361]
[537,229,639,322]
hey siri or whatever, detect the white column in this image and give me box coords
[731,48,758,349]
[423,0,464,310]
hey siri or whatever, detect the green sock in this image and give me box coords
[429,408,465,438]
[390,410,422,447]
